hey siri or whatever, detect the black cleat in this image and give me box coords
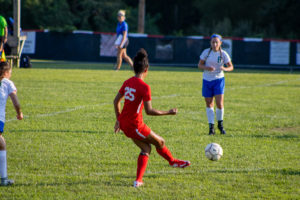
[209,123,215,135]
[218,120,226,134]
[1,178,14,186]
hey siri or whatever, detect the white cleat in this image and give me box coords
[133,181,144,188]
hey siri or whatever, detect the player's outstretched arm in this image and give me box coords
[144,101,177,116]
[9,91,23,120]
[113,92,124,133]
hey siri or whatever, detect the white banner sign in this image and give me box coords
[22,31,36,54]
[296,43,300,65]
[270,41,290,65]
[100,34,117,57]
[222,39,232,58]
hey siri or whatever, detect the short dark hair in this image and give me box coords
[133,48,149,74]
[0,62,11,78]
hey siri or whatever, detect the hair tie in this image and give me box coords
[211,34,222,41]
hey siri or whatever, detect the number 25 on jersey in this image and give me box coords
[125,87,136,101]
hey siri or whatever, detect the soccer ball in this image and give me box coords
[205,143,223,161]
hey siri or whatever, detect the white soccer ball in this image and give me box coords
[205,143,223,161]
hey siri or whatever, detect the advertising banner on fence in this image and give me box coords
[22,31,36,54]
[270,41,290,65]
[100,34,117,57]
[222,39,232,58]
[155,39,173,61]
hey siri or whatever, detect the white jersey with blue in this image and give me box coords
[200,48,231,81]
[0,78,17,122]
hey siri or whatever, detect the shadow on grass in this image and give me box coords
[10,129,104,135]
[251,134,299,139]
[224,134,299,140]
[15,180,131,187]
[207,168,300,176]
[15,177,134,187]
[31,61,199,72]
[15,180,94,187]
[272,169,300,176]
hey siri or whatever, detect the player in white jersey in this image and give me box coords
[198,34,234,135]
[0,62,23,186]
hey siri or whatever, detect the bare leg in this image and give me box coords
[132,138,151,155]
[205,97,214,108]
[215,94,224,109]
[143,131,165,149]
[0,42,4,53]
[144,131,174,163]
[0,135,6,150]
[115,48,124,70]
[122,48,133,68]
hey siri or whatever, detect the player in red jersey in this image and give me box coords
[113,49,190,188]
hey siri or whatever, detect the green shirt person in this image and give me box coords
[0,15,8,53]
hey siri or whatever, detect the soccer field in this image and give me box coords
[0,61,299,199]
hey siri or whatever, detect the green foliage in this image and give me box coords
[0,0,299,38]
[0,0,12,17]
[147,0,300,38]
[21,0,75,31]
[0,62,299,199]
[66,0,125,32]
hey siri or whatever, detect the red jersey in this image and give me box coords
[118,77,151,127]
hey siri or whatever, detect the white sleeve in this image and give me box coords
[222,51,231,64]
[200,49,209,60]
[7,80,17,95]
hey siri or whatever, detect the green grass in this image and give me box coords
[0,61,299,199]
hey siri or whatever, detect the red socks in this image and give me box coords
[156,146,174,164]
[136,146,174,182]
[136,154,149,182]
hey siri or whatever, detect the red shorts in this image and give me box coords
[119,122,151,140]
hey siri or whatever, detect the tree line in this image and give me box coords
[0,0,299,39]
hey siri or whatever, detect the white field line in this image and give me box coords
[5,78,299,123]
[10,167,276,178]
[6,95,180,123]
[6,103,110,123]
[152,94,180,99]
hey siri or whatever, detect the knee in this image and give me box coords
[157,138,165,149]
[207,104,214,108]
[0,135,6,150]
[141,144,151,155]
[206,102,214,108]
[205,100,214,108]
[216,103,223,109]
[122,54,128,59]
